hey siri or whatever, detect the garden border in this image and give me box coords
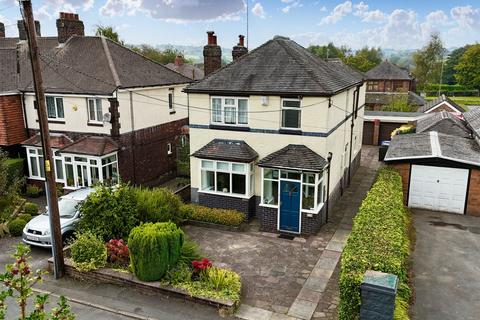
[47,257,236,312]
[185,219,247,232]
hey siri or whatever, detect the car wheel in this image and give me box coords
[62,232,75,246]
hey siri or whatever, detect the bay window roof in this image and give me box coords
[193,139,258,163]
[22,133,73,149]
[60,136,118,156]
[258,144,327,172]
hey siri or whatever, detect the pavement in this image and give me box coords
[412,210,480,320]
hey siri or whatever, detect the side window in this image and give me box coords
[168,88,175,112]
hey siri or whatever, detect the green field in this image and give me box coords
[425,96,480,109]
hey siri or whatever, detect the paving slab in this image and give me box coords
[288,299,317,320]
[236,305,273,320]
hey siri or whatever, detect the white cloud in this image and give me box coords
[281,0,302,13]
[319,6,327,12]
[450,5,480,29]
[354,1,386,23]
[252,2,265,19]
[100,0,245,22]
[319,1,352,25]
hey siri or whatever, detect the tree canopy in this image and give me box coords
[95,25,122,44]
[412,33,446,90]
[455,44,480,90]
[442,46,470,85]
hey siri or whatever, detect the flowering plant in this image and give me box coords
[106,239,130,267]
[192,258,212,274]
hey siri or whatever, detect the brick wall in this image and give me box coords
[466,169,480,216]
[388,163,411,205]
[427,103,457,113]
[198,192,255,219]
[257,205,277,232]
[0,95,27,146]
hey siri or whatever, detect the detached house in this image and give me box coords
[185,33,365,235]
[0,13,191,190]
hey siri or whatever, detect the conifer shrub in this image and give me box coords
[128,222,184,281]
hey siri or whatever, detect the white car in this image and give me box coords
[22,188,95,248]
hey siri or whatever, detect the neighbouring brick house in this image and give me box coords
[384,108,480,216]
[184,33,365,235]
[0,13,191,190]
[416,94,466,114]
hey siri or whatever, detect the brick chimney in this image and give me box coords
[174,55,184,66]
[56,12,84,43]
[203,31,222,76]
[17,20,41,40]
[0,22,5,38]
[232,35,248,61]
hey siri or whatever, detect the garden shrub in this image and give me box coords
[129,222,184,281]
[106,239,130,268]
[164,262,192,285]
[185,204,245,226]
[24,202,39,215]
[5,158,24,183]
[17,213,32,223]
[78,183,139,241]
[70,231,107,272]
[177,238,203,266]
[7,218,26,237]
[26,184,42,198]
[134,187,189,225]
[339,168,412,320]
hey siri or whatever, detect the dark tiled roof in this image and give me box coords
[417,94,465,113]
[258,144,327,172]
[464,108,480,138]
[193,139,258,163]
[166,62,204,80]
[385,131,480,166]
[185,36,364,96]
[22,133,73,149]
[365,91,426,106]
[364,110,425,117]
[60,136,118,156]
[0,48,18,92]
[1,36,191,94]
[415,111,470,137]
[365,61,412,80]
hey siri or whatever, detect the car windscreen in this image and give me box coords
[43,198,79,219]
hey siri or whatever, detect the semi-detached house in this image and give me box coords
[0,13,191,190]
[185,34,365,235]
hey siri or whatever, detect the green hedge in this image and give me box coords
[5,158,24,184]
[8,218,27,237]
[339,168,412,320]
[129,222,184,281]
[134,187,189,225]
[185,204,245,226]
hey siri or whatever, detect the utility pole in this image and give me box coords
[21,0,64,278]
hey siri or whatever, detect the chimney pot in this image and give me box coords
[207,31,214,45]
[232,34,248,61]
[174,55,184,66]
[212,35,217,45]
[238,35,245,47]
[0,22,5,38]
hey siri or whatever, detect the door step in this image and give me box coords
[278,233,295,240]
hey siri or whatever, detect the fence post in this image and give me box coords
[360,270,398,320]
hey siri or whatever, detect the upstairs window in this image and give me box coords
[211,97,248,125]
[281,99,301,129]
[46,96,65,120]
[367,81,379,92]
[168,88,175,112]
[87,98,103,123]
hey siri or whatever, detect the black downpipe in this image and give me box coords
[326,152,333,223]
[348,86,361,185]
[21,92,29,137]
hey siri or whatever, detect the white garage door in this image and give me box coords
[409,165,469,214]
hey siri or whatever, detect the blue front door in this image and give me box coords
[279,180,301,233]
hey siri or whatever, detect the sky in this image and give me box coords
[0,0,479,50]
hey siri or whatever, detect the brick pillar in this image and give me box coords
[232,35,248,61]
[56,12,84,43]
[203,31,222,76]
[373,119,380,146]
[108,98,120,137]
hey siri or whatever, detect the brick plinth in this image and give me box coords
[198,192,255,219]
[467,169,480,216]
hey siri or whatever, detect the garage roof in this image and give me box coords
[385,131,480,167]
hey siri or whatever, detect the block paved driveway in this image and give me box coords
[412,210,480,320]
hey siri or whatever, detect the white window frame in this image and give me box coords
[26,147,64,182]
[167,143,172,155]
[280,98,302,130]
[45,96,65,120]
[199,159,253,198]
[210,96,249,126]
[168,88,175,113]
[260,168,325,214]
[87,98,103,123]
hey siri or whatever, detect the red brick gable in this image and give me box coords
[0,95,27,146]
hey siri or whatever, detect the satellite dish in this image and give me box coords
[103,113,111,122]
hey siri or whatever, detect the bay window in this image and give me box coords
[200,160,253,197]
[46,96,65,120]
[281,99,301,129]
[211,97,248,126]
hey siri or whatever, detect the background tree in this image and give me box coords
[95,25,122,44]
[442,45,470,85]
[308,42,349,59]
[345,46,383,72]
[412,33,446,91]
[455,44,480,90]
[129,45,191,65]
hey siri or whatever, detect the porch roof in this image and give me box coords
[258,144,327,172]
[193,139,258,163]
[22,133,73,149]
[60,136,119,156]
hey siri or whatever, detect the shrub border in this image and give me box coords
[185,220,247,232]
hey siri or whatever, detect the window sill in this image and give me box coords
[36,119,66,124]
[27,176,45,181]
[169,110,176,115]
[302,203,325,214]
[209,124,250,132]
[198,190,252,199]
[259,203,278,209]
[279,128,302,135]
[87,122,104,127]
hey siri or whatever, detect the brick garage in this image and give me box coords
[388,162,480,216]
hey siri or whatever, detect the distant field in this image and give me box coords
[425,96,480,109]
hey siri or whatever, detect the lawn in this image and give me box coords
[425,96,480,110]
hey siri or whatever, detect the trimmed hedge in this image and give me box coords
[134,187,189,225]
[17,214,32,223]
[24,202,39,215]
[5,158,24,184]
[8,218,27,237]
[339,168,412,320]
[70,231,107,272]
[185,204,245,226]
[129,222,184,281]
